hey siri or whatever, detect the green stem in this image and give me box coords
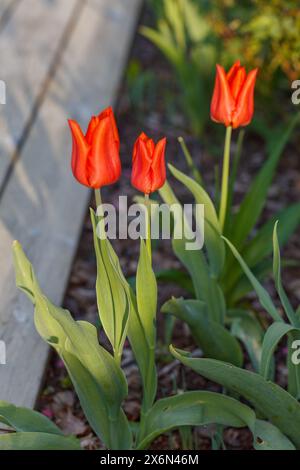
[225,129,245,233]
[178,136,202,185]
[144,193,152,263]
[231,129,245,188]
[219,126,232,231]
[94,188,102,211]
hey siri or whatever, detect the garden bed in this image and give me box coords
[36,4,300,450]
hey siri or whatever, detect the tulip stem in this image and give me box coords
[219,126,232,232]
[144,193,152,262]
[94,188,102,210]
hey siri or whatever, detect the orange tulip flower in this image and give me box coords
[210,61,258,129]
[68,106,121,189]
[131,132,167,194]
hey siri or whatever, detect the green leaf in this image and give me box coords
[0,401,62,435]
[230,112,300,249]
[225,202,300,297]
[136,239,157,348]
[227,309,264,372]
[90,209,130,361]
[127,240,158,413]
[259,322,300,398]
[222,237,282,322]
[254,420,295,450]
[137,391,294,450]
[272,221,298,325]
[261,320,300,399]
[159,182,225,323]
[137,391,255,450]
[168,163,225,278]
[163,0,186,50]
[127,288,157,414]
[0,432,81,450]
[140,25,181,68]
[155,268,195,295]
[171,347,300,449]
[244,203,300,270]
[287,330,300,399]
[162,298,243,366]
[13,242,131,450]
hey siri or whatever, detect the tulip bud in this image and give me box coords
[211,61,258,129]
[69,106,121,189]
[131,132,167,194]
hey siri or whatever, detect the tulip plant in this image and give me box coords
[160,62,300,371]
[1,58,299,450]
[171,222,300,449]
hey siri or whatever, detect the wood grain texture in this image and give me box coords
[0,0,18,18]
[0,0,78,188]
[0,0,142,407]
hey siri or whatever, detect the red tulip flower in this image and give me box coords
[68,106,121,189]
[131,132,167,194]
[210,61,258,129]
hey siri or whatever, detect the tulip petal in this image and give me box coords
[232,68,258,128]
[210,64,235,127]
[98,106,120,151]
[68,119,90,187]
[151,137,167,192]
[226,60,241,82]
[229,66,246,101]
[85,116,99,145]
[89,115,121,188]
[132,136,153,194]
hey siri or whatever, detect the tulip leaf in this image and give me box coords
[259,320,300,400]
[162,298,242,366]
[0,401,63,435]
[287,330,300,400]
[155,268,195,295]
[227,309,264,372]
[127,288,157,414]
[260,322,298,378]
[229,111,300,249]
[168,163,225,278]
[13,241,132,450]
[170,347,300,449]
[140,25,182,69]
[127,239,158,413]
[90,208,130,362]
[222,237,282,322]
[224,201,300,299]
[136,391,294,450]
[254,420,295,450]
[0,432,81,450]
[159,182,225,323]
[136,239,157,348]
[272,221,298,325]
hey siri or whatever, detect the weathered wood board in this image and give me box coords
[0,0,78,188]
[0,0,142,408]
[0,0,17,19]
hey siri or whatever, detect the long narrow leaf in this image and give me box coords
[168,163,225,278]
[222,237,282,322]
[162,298,242,366]
[0,401,62,435]
[230,112,300,248]
[0,432,81,450]
[171,346,300,448]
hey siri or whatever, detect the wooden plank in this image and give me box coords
[0,0,18,18]
[0,0,142,407]
[0,0,78,189]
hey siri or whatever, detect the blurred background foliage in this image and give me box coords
[128,0,300,140]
